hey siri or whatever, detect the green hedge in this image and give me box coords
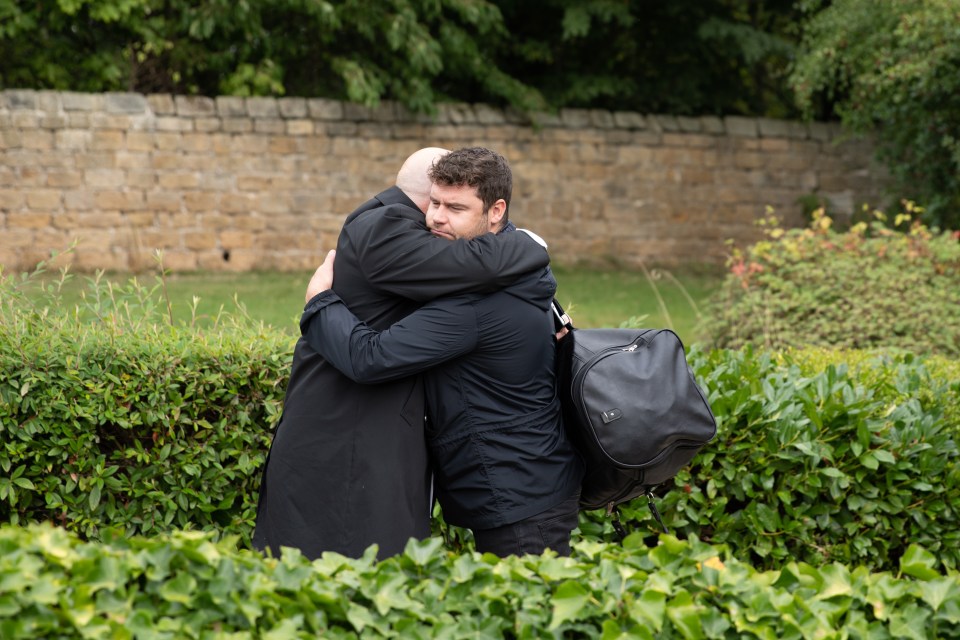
[0,268,289,543]
[3,523,959,639]
[604,346,960,573]
[2,267,959,573]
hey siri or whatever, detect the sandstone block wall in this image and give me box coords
[0,89,887,272]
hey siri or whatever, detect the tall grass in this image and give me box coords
[13,261,723,345]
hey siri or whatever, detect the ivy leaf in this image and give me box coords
[900,545,940,580]
[158,572,197,604]
[263,617,305,640]
[813,564,852,600]
[665,592,704,640]
[919,577,956,612]
[28,575,60,605]
[403,536,444,567]
[887,604,930,640]
[549,580,590,630]
[536,556,584,581]
[628,589,666,632]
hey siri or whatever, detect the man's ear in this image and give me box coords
[488,199,507,230]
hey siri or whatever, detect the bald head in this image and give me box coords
[396,147,449,213]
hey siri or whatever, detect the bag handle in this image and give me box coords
[551,298,574,333]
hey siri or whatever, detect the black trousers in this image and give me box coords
[472,491,580,557]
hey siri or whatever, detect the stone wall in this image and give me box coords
[0,89,886,272]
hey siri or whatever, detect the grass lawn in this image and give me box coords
[18,265,725,345]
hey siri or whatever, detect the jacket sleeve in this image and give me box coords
[300,290,478,384]
[346,205,550,302]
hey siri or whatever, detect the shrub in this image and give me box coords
[595,345,960,572]
[2,523,959,639]
[0,263,290,545]
[701,207,960,356]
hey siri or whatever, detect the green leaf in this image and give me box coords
[263,616,305,640]
[549,580,591,630]
[158,572,197,604]
[919,577,956,612]
[12,477,35,490]
[27,575,60,605]
[88,484,101,511]
[600,619,652,640]
[900,545,940,580]
[665,592,704,640]
[888,604,930,640]
[814,564,852,600]
[628,590,666,632]
[873,450,896,464]
[403,535,444,567]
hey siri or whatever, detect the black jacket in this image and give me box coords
[252,187,549,559]
[301,254,584,530]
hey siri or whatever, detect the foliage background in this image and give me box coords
[0,0,804,118]
[790,0,960,230]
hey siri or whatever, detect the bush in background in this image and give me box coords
[701,206,960,356]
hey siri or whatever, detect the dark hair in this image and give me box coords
[428,147,512,221]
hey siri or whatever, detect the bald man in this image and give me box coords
[252,148,550,559]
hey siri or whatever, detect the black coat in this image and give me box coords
[252,187,549,559]
[301,258,584,530]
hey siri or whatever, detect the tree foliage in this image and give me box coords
[791,0,960,229]
[0,0,544,112]
[492,0,802,116]
[0,0,803,117]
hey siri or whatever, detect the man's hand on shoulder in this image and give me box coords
[306,249,336,303]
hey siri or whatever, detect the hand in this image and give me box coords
[306,249,336,303]
[555,326,570,341]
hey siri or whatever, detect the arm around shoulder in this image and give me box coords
[351,207,551,301]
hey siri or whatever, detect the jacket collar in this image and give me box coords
[375,185,419,210]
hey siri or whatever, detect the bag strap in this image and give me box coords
[551,298,574,333]
[606,491,670,545]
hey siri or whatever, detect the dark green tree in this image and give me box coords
[492,0,802,117]
[791,0,960,229]
[0,0,545,112]
[0,0,805,118]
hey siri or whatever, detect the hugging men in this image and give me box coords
[254,147,582,558]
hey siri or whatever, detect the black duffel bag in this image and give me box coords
[553,301,717,534]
